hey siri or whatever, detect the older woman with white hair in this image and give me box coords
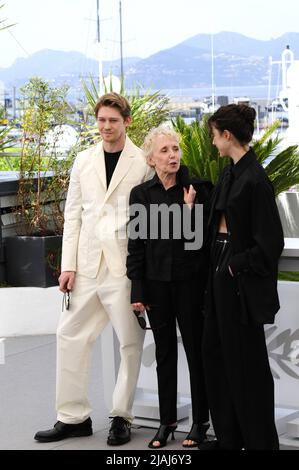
[126,126,213,449]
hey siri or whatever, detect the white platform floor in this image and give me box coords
[0,335,298,451]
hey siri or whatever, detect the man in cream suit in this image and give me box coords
[35,93,151,446]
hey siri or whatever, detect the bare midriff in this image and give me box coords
[218,213,228,233]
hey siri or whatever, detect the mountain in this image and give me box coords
[1,31,299,91]
[182,31,299,59]
[124,42,267,88]
[0,50,141,88]
[124,31,299,88]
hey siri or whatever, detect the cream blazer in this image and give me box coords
[61,136,152,278]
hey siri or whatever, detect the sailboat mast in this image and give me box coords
[96,0,103,95]
[119,0,124,83]
[96,0,100,43]
[211,33,215,112]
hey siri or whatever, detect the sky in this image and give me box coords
[1,0,299,68]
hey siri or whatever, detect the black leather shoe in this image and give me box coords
[107,416,131,446]
[34,417,93,442]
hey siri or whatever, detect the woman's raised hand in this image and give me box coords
[183,184,196,208]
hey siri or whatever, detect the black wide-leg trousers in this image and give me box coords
[202,235,279,450]
[145,278,209,425]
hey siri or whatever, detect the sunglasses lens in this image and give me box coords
[138,317,146,329]
[133,310,140,318]
[133,310,148,329]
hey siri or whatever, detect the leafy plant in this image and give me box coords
[16,77,73,235]
[81,76,170,148]
[0,106,15,166]
[252,122,299,196]
[173,115,230,184]
[278,271,299,282]
[0,148,22,171]
[173,116,299,195]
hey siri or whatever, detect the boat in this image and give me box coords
[266,45,299,143]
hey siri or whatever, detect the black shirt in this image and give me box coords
[104,150,121,187]
[126,166,213,303]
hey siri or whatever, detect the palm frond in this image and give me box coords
[255,121,280,145]
[0,3,16,31]
[173,115,229,184]
[252,124,282,164]
[80,75,99,112]
[173,115,299,194]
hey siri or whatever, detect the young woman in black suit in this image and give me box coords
[126,126,212,448]
[200,104,284,450]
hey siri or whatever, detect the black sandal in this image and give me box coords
[148,424,177,449]
[182,423,210,448]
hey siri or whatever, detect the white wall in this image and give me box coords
[0,286,61,337]
[270,281,299,409]
[1,281,298,412]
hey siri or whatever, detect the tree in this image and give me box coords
[16,77,72,235]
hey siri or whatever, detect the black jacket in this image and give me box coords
[205,148,284,325]
[126,166,213,303]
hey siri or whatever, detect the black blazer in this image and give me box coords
[126,166,213,303]
[205,148,284,325]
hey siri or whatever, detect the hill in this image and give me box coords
[1,31,298,90]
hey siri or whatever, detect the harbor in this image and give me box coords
[1,0,299,452]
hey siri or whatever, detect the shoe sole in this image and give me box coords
[182,442,199,448]
[107,436,131,446]
[35,430,93,443]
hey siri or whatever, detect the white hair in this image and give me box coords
[142,125,181,166]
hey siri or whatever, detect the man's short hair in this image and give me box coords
[94,92,131,120]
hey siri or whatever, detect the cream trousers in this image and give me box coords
[56,256,145,424]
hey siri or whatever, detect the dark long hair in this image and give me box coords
[208,104,256,145]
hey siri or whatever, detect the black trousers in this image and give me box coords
[145,278,209,425]
[202,234,279,450]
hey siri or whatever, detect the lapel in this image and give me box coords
[103,136,135,203]
[93,141,107,190]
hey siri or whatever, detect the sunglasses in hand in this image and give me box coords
[62,290,71,312]
[133,309,151,330]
